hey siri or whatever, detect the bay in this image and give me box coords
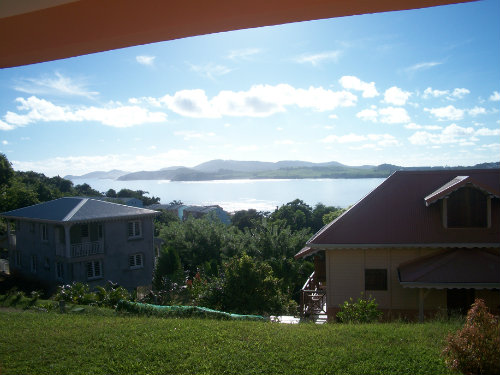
[69,178,386,212]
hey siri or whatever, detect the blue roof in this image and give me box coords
[0,197,158,223]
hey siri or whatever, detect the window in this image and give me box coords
[86,260,102,280]
[29,222,35,233]
[98,223,103,239]
[31,255,37,273]
[127,220,142,238]
[56,262,64,279]
[81,224,89,238]
[41,223,48,241]
[446,187,488,228]
[365,269,387,291]
[44,257,50,269]
[129,253,144,269]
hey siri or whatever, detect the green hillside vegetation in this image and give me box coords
[0,308,462,375]
[115,160,500,181]
[0,153,160,216]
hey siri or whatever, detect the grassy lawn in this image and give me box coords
[0,307,461,375]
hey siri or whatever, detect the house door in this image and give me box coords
[447,288,475,315]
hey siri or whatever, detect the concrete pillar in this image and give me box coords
[64,224,71,258]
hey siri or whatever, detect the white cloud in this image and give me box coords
[274,139,297,145]
[408,123,495,145]
[404,123,442,130]
[321,133,399,147]
[136,55,156,66]
[422,87,470,100]
[190,63,232,80]
[174,130,216,140]
[160,90,219,118]
[295,51,342,66]
[227,48,261,60]
[450,88,470,99]
[475,128,500,136]
[2,140,8,145]
[489,91,500,101]
[356,109,378,122]
[379,107,411,123]
[2,96,167,129]
[339,76,379,98]
[236,145,259,152]
[384,86,411,106]
[0,119,15,131]
[357,106,410,124]
[425,105,464,121]
[160,84,357,118]
[405,61,442,73]
[13,72,98,99]
[468,106,486,116]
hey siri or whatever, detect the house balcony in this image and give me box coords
[55,241,104,258]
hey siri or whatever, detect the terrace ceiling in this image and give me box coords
[0,0,475,69]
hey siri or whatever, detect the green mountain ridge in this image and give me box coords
[67,160,500,181]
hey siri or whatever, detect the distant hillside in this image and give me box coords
[65,169,129,180]
[65,160,499,181]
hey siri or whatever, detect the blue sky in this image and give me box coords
[0,0,499,177]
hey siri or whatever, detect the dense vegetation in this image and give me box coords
[0,307,462,375]
[152,200,345,315]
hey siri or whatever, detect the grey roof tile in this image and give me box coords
[0,197,158,223]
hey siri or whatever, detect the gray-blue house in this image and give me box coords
[1,197,158,291]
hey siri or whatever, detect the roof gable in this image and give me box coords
[424,175,500,206]
[0,197,158,223]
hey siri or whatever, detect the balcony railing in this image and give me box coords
[71,241,104,258]
[55,241,104,258]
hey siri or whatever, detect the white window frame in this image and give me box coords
[86,260,103,280]
[129,253,144,270]
[127,220,142,238]
[41,223,48,241]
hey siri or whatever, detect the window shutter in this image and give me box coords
[136,254,142,266]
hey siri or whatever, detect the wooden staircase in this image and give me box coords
[299,271,327,323]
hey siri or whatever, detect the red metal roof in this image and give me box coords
[300,169,500,252]
[398,248,500,288]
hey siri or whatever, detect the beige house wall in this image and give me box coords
[326,248,449,313]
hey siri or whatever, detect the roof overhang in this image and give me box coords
[0,0,476,68]
[399,282,500,289]
[397,248,500,289]
[295,242,500,258]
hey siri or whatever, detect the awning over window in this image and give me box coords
[398,248,500,289]
[424,175,500,206]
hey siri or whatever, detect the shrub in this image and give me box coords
[53,281,130,307]
[442,298,500,375]
[95,281,130,308]
[336,293,382,323]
